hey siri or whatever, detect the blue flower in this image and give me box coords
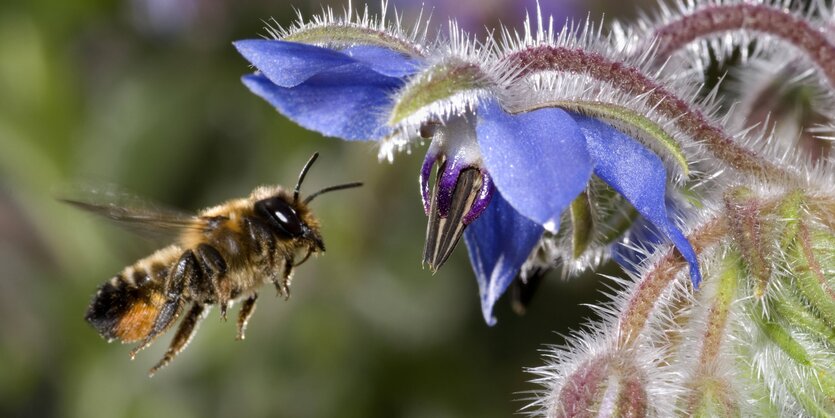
[234,39,422,140]
[235,38,701,326]
[422,100,701,325]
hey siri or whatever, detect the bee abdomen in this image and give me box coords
[86,247,179,343]
[86,275,147,341]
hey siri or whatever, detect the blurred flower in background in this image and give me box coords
[0,1,658,418]
[129,0,199,36]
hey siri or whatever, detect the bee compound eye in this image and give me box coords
[256,197,303,237]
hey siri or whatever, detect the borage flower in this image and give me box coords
[419,99,701,324]
[235,7,702,326]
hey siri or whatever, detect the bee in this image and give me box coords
[64,153,361,376]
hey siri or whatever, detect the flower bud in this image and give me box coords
[550,351,650,418]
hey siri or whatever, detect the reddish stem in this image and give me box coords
[616,216,729,349]
[652,4,835,90]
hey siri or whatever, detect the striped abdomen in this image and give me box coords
[85,245,181,343]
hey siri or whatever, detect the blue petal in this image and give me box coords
[463,190,544,326]
[235,40,355,88]
[234,40,419,88]
[476,100,592,231]
[341,45,421,78]
[242,69,402,140]
[573,114,702,288]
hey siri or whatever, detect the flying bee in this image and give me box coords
[64,153,361,376]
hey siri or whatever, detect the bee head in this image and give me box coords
[254,153,362,253]
[254,194,324,252]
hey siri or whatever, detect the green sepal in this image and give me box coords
[792,224,835,328]
[754,314,835,408]
[388,62,486,126]
[569,192,594,259]
[775,189,805,248]
[283,25,422,57]
[772,292,835,347]
[757,316,811,366]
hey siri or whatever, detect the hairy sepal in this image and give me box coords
[267,1,429,57]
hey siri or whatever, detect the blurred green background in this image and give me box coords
[0,1,645,417]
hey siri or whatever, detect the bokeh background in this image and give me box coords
[0,1,651,417]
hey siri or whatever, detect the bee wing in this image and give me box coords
[59,186,203,239]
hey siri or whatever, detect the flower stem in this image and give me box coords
[616,216,728,349]
[680,251,741,416]
[724,188,772,297]
[697,250,740,367]
[649,3,835,90]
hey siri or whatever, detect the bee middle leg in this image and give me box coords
[130,250,200,358]
[148,302,208,377]
[195,243,228,320]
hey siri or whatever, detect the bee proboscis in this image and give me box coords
[65,153,361,376]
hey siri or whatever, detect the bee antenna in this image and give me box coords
[303,182,363,205]
[294,152,320,203]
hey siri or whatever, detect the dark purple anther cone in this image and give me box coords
[436,154,473,218]
[421,146,495,272]
[463,171,493,225]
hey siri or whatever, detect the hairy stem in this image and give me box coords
[617,216,729,349]
[696,250,740,368]
[724,188,772,297]
[650,4,835,90]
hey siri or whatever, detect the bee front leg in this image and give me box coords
[195,243,228,320]
[244,219,286,299]
[148,303,208,377]
[130,250,199,359]
[236,293,258,340]
[277,256,294,300]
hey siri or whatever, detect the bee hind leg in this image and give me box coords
[148,303,208,377]
[130,250,199,359]
[236,293,258,340]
